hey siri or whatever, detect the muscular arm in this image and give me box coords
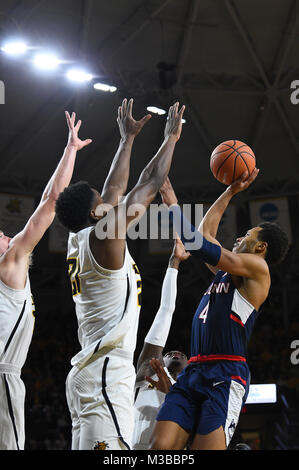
[101,98,151,206]
[1,112,91,288]
[91,102,185,270]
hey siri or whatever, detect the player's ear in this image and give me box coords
[256,241,267,254]
[90,209,100,221]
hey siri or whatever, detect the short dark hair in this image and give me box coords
[55,181,95,233]
[257,222,289,266]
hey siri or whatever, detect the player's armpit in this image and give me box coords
[216,248,269,279]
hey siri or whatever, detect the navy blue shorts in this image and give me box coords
[156,361,250,446]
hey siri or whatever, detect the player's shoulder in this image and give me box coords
[236,252,269,273]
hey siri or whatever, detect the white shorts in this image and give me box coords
[66,348,136,450]
[0,364,25,450]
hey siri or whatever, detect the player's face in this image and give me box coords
[0,231,11,255]
[232,227,262,254]
[163,350,188,371]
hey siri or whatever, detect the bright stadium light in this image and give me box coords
[1,40,28,56]
[66,68,93,83]
[147,106,166,115]
[33,53,60,71]
[93,82,117,93]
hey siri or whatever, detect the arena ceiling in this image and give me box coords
[0,0,299,202]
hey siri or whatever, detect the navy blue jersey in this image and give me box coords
[189,270,259,363]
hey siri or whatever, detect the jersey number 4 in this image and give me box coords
[67,258,81,296]
[198,302,209,324]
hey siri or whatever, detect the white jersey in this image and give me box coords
[132,368,175,450]
[0,275,35,450]
[67,227,142,368]
[0,276,35,368]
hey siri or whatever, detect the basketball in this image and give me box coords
[210,140,256,185]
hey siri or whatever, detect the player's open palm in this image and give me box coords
[117,98,152,138]
[164,102,185,142]
[229,168,259,195]
[65,111,92,151]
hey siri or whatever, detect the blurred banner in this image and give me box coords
[48,217,69,253]
[0,193,35,237]
[249,197,292,243]
[203,203,237,251]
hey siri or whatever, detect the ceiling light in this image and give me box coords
[147,106,166,115]
[1,40,28,56]
[33,53,60,70]
[93,82,117,93]
[66,68,93,83]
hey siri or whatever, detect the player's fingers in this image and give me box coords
[75,120,82,132]
[82,139,92,147]
[65,111,72,128]
[139,114,152,127]
[247,168,259,183]
[144,376,157,387]
[178,104,185,119]
[122,98,127,116]
[171,102,178,118]
[234,171,248,184]
[127,98,133,118]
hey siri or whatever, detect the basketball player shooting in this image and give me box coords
[150,173,289,450]
[0,111,92,450]
[55,99,185,450]
[132,236,189,450]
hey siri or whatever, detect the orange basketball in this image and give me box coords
[210,140,256,185]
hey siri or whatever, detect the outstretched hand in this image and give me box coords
[65,111,92,151]
[172,236,191,263]
[145,358,172,394]
[117,98,152,139]
[164,102,185,142]
[227,168,259,195]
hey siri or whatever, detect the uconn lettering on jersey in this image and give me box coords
[204,280,230,295]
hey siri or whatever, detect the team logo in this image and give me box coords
[93,440,109,450]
